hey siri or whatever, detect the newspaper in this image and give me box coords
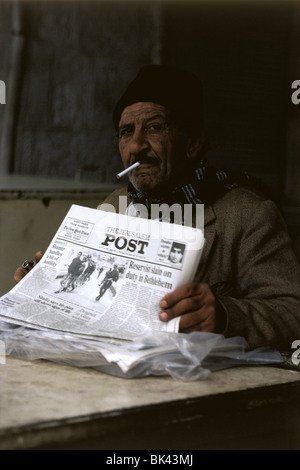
[0,204,205,343]
[0,205,283,379]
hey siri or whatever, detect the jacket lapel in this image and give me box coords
[195,204,217,280]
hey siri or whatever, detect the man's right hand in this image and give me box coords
[14,251,44,283]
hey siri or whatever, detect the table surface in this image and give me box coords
[1,356,300,449]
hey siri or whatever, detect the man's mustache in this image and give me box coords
[133,152,159,165]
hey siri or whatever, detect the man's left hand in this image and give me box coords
[159,282,217,333]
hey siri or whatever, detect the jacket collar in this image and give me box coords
[204,203,216,227]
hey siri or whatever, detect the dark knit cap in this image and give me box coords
[112,64,203,133]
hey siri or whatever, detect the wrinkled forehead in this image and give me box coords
[119,102,169,127]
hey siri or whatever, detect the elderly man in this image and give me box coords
[15,65,300,351]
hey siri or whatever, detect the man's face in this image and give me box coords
[169,247,183,264]
[118,102,187,194]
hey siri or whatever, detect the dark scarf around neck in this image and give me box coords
[128,159,266,219]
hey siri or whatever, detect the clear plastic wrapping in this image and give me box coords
[0,321,283,381]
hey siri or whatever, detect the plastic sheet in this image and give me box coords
[0,321,284,381]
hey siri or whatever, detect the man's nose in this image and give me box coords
[129,128,149,154]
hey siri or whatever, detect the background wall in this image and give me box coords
[0,0,163,180]
[163,1,291,191]
[0,0,299,287]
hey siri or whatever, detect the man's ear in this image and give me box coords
[186,133,205,159]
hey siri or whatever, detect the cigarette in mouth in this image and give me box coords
[116,162,140,179]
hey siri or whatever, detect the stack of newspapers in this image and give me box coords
[0,205,283,380]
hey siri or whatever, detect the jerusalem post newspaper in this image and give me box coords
[0,204,204,342]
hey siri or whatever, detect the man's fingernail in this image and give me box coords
[159,312,168,321]
[160,300,167,308]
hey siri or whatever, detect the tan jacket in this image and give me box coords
[100,186,300,350]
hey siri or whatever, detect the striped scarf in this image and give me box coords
[128,159,264,217]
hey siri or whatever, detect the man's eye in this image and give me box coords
[146,123,165,133]
[119,128,133,139]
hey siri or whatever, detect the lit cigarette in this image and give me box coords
[116,162,140,179]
